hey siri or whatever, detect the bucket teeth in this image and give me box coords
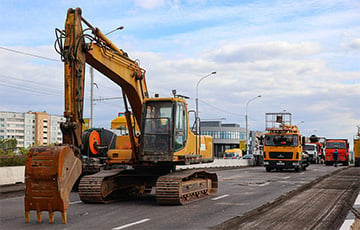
[25,211,30,223]
[49,212,54,224]
[36,211,42,223]
[24,211,67,224]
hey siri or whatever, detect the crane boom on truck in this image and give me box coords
[24,8,217,224]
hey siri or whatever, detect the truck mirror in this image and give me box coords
[302,136,306,146]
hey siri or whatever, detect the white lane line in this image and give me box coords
[259,182,270,187]
[69,201,82,205]
[282,176,290,179]
[212,194,229,201]
[339,219,354,230]
[112,218,150,230]
[220,175,244,181]
[355,192,360,205]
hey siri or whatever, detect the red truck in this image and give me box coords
[325,139,349,166]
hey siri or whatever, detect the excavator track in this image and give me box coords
[78,168,157,203]
[155,170,218,205]
[78,169,124,203]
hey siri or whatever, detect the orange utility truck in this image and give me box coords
[263,112,308,172]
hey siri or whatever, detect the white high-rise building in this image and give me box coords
[0,111,65,148]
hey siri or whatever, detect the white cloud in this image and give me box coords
[349,38,360,50]
[206,42,321,63]
[133,0,165,9]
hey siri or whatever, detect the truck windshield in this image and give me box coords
[304,145,315,151]
[326,142,346,149]
[265,135,298,147]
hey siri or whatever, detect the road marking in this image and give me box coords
[212,194,229,201]
[112,218,150,230]
[339,219,354,230]
[259,182,270,187]
[220,175,244,181]
[355,192,360,205]
[282,176,290,179]
[69,201,82,205]
[216,202,244,206]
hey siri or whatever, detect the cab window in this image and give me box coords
[174,103,187,151]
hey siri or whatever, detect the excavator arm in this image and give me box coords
[25,8,148,224]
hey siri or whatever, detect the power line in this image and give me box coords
[0,74,62,95]
[0,82,61,96]
[198,98,245,117]
[0,74,60,89]
[0,46,61,62]
[93,96,123,101]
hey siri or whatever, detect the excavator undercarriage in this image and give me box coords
[78,167,218,205]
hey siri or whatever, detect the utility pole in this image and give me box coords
[90,67,94,128]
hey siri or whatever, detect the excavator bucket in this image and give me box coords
[24,145,82,224]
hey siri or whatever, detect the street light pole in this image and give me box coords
[196,72,216,132]
[195,71,216,154]
[105,26,124,35]
[245,95,261,155]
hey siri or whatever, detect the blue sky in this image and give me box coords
[0,0,359,148]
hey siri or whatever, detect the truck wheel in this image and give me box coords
[266,167,271,172]
[295,167,300,172]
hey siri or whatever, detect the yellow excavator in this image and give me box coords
[24,8,217,224]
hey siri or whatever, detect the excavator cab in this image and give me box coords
[140,98,188,162]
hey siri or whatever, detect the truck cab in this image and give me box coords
[325,139,349,166]
[304,143,318,164]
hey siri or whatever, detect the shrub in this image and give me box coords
[0,139,29,166]
[0,155,27,167]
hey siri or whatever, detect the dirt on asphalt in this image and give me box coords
[212,167,360,230]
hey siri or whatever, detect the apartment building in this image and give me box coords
[0,111,65,148]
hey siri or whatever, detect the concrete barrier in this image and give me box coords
[0,166,25,185]
[0,159,252,185]
[177,158,253,170]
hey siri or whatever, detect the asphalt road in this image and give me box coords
[0,164,342,230]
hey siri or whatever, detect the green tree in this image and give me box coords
[0,138,18,156]
[0,138,28,166]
